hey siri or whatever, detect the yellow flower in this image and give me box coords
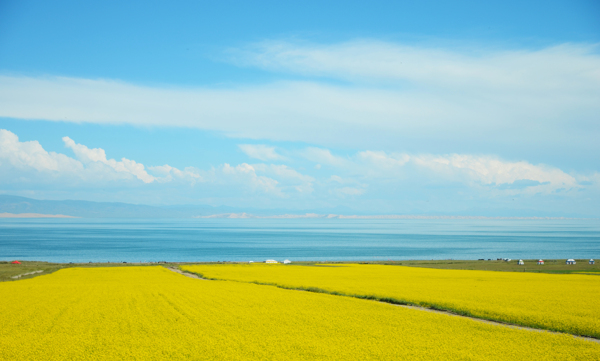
[184,263,600,338]
[1,266,598,360]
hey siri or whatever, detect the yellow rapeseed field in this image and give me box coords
[182,263,600,338]
[1,266,598,360]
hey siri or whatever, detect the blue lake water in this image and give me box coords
[0,218,599,263]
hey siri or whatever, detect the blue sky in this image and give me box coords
[0,0,599,216]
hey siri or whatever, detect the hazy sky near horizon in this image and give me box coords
[1,0,599,216]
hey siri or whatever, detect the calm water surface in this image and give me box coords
[0,218,598,263]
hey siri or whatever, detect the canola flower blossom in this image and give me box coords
[0,266,599,360]
[183,263,600,338]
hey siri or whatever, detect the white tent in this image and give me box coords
[518,259,524,265]
[537,259,544,265]
[265,259,278,264]
[590,259,595,265]
[283,259,292,264]
[566,259,576,265]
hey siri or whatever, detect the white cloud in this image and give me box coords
[257,164,314,182]
[238,144,285,161]
[219,163,315,195]
[221,163,282,196]
[1,40,598,154]
[328,175,365,187]
[356,151,410,178]
[0,129,313,198]
[0,128,595,214]
[63,136,155,183]
[148,164,202,184]
[331,186,366,198]
[336,187,365,196]
[253,164,315,194]
[326,175,367,197]
[0,129,192,186]
[301,147,353,168]
[412,154,578,192]
[235,40,600,92]
[306,147,580,193]
[329,175,344,183]
[0,129,83,174]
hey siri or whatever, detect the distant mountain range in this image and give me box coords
[0,195,593,219]
[0,195,220,218]
[0,195,360,219]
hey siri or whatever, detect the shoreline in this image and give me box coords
[0,212,77,218]
[2,259,597,278]
[0,213,594,220]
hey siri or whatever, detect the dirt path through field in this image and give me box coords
[167,266,600,344]
[166,267,207,279]
[10,270,44,279]
[396,304,600,344]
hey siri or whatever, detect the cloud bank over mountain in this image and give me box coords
[1,129,597,216]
